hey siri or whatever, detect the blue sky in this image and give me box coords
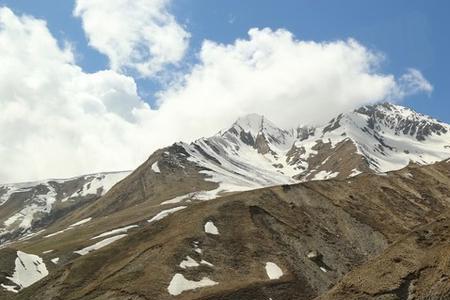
[2,0,449,122]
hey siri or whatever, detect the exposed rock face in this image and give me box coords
[254,133,272,154]
[297,126,315,141]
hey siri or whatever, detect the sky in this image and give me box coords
[0,0,448,183]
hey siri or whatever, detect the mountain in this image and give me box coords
[0,103,450,299]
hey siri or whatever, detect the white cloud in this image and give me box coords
[0,8,433,183]
[73,0,190,77]
[0,7,154,182]
[395,68,433,98]
[152,28,428,133]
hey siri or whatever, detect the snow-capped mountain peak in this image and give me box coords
[224,114,294,154]
[232,113,267,137]
[168,103,450,200]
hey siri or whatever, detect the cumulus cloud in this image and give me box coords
[0,7,154,182]
[0,8,433,183]
[155,29,396,131]
[74,0,190,77]
[153,29,433,135]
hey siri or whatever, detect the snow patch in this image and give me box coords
[69,217,92,227]
[312,170,339,181]
[151,161,161,173]
[265,262,283,280]
[44,217,92,238]
[51,257,59,264]
[403,172,413,178]
[204,221,219,235]
[349,168,362,177]
[167,273,218,296]
[179,256,199,269]
[44,229,67,238]
[91,225,138,239]
[1,283,17,293]
[193,242,202,254]
[6,251,48,291]
[147,206,187,223]
[201,260,214,267]
[74,234,127,256]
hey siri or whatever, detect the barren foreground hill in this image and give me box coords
[0,159,448,300]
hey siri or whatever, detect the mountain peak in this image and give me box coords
[233,113,267,136]
[229,113,290,140]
